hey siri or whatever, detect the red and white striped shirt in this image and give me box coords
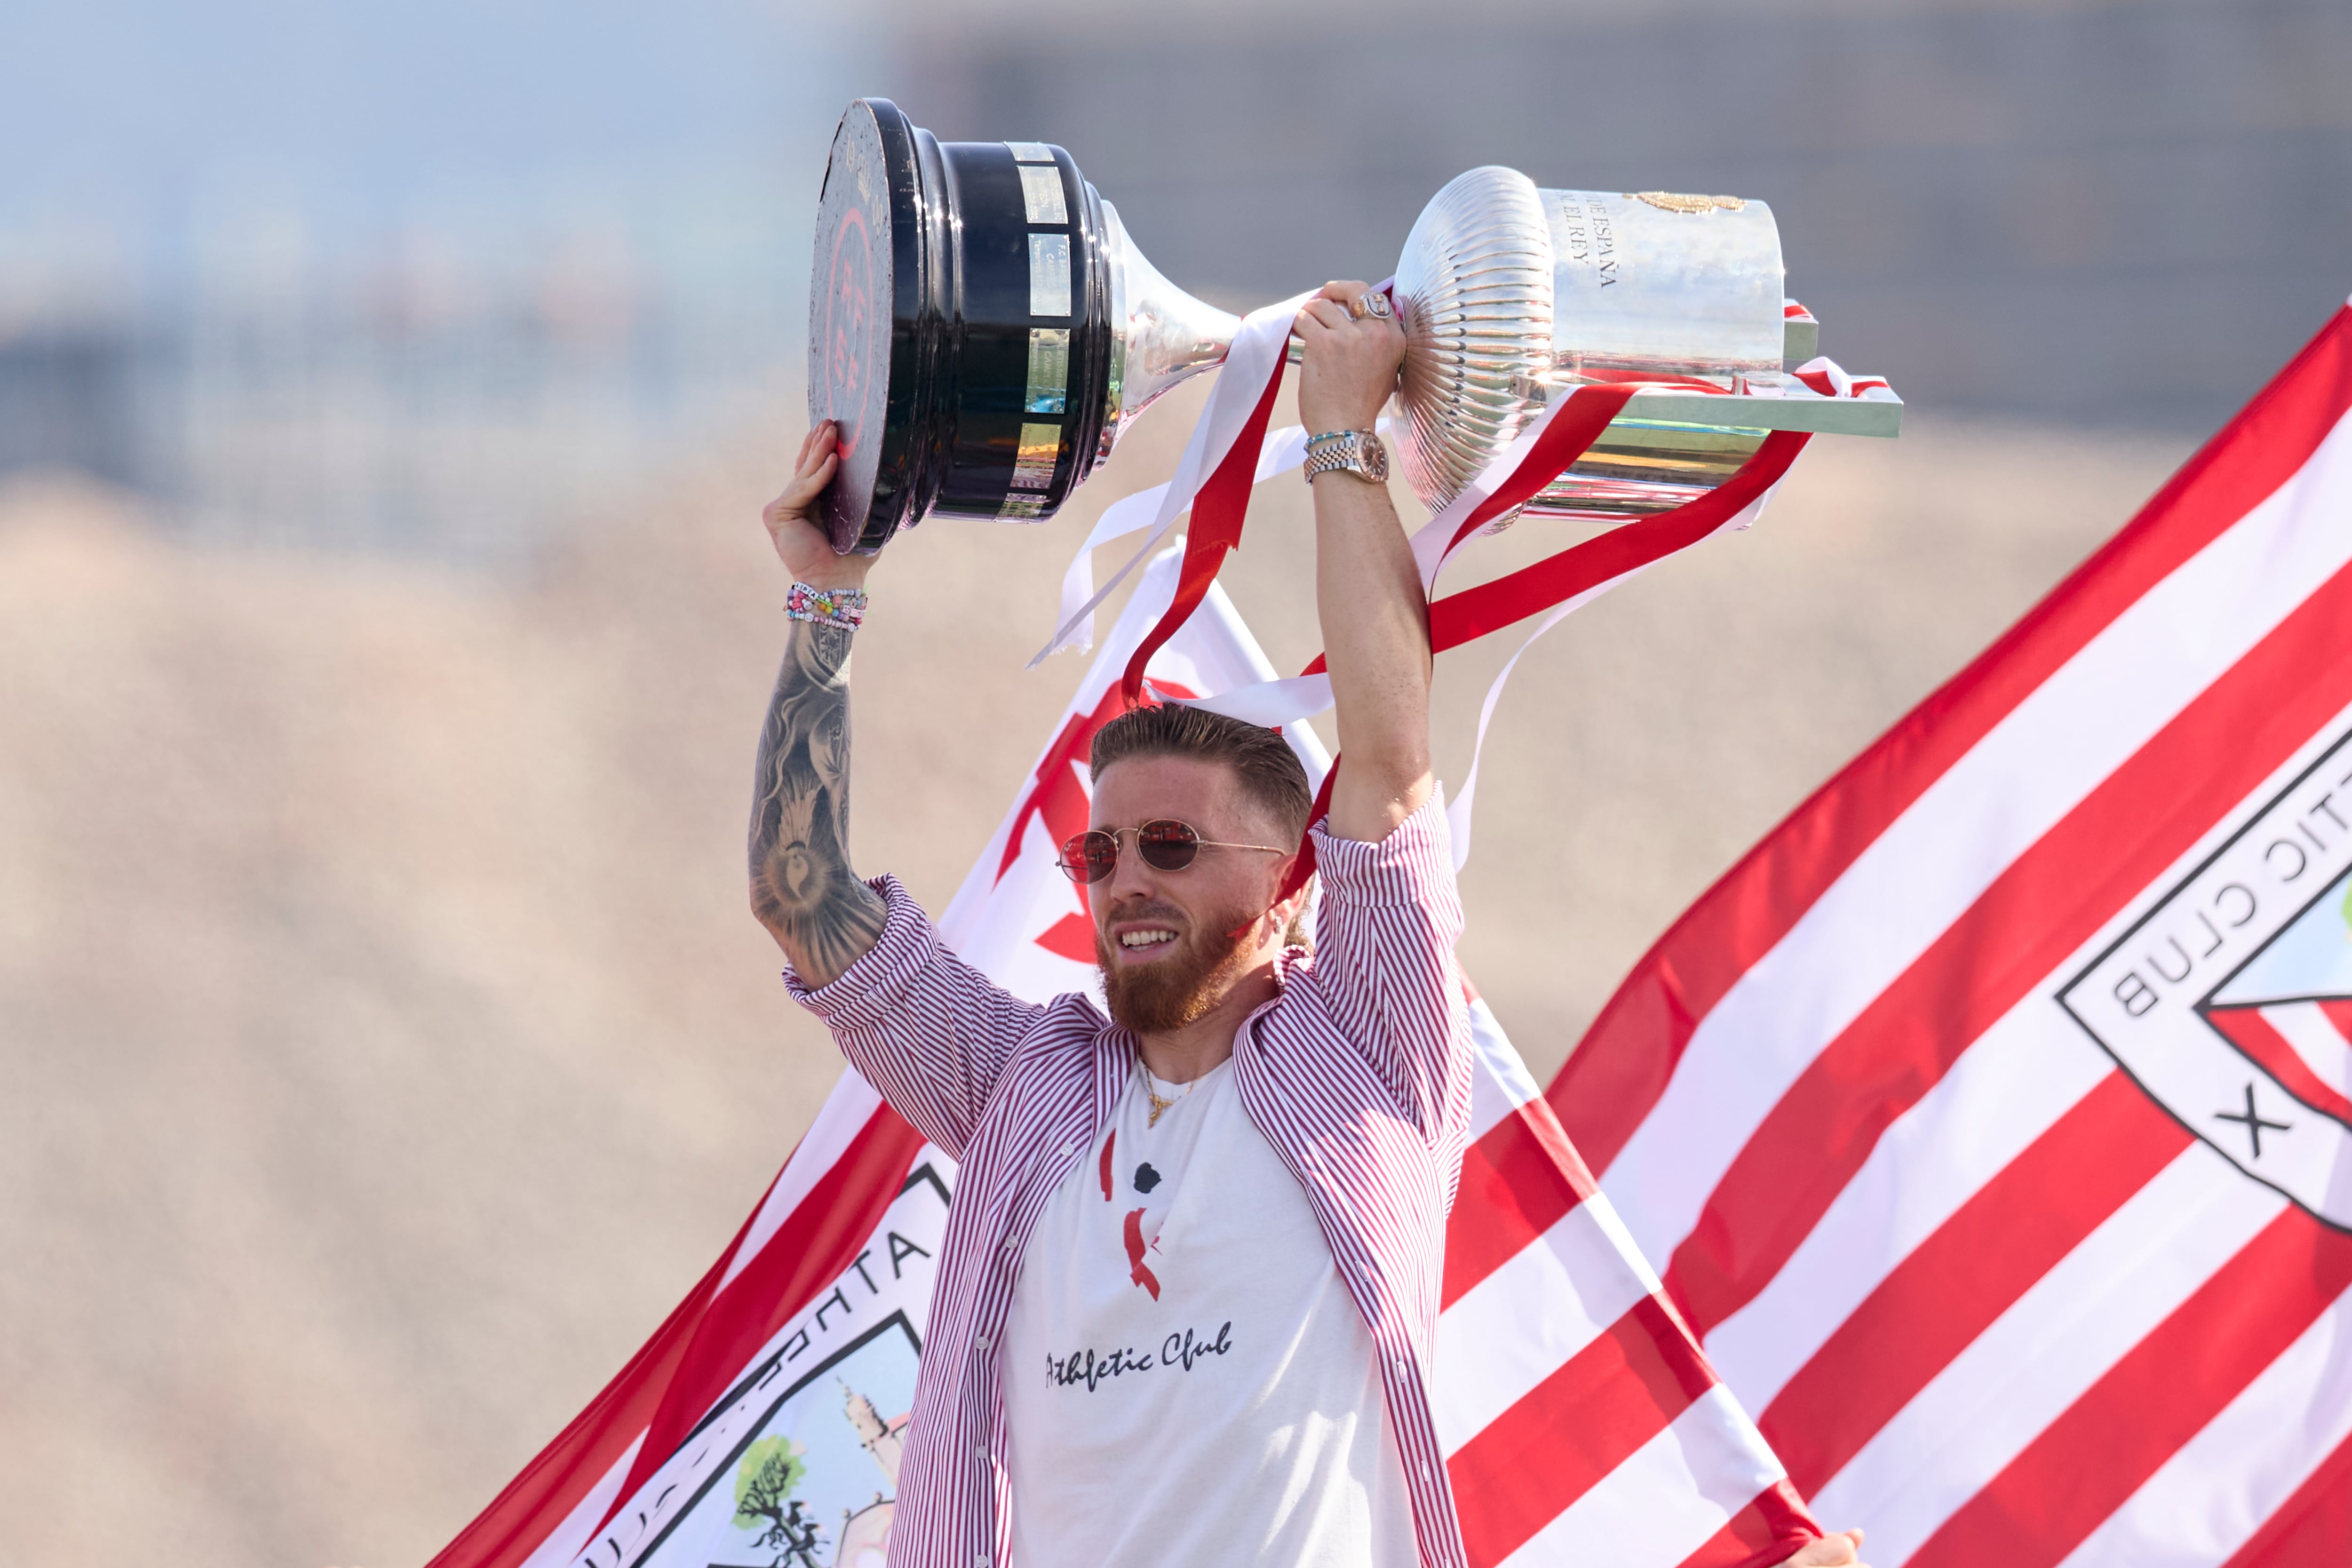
[789,795,1475,1568]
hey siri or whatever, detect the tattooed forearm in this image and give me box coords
[748,618,888,985]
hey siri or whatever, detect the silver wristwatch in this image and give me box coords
[1303,429,1389,486]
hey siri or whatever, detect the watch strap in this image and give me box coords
[1304,430,1387,484]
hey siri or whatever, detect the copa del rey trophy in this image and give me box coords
[809,96,1900,555]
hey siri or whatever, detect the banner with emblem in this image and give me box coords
[428,542,1820,1568]
[1550,297,2352,1566]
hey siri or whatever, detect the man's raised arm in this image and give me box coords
[1295,280,1432,843]
[748,421,886,986]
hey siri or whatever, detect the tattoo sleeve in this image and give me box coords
[748,617,888,986]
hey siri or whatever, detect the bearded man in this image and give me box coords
[748,282,1868,1568]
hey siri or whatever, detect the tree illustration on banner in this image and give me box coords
[731,1436,825,1568]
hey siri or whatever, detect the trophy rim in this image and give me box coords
[808,96,937,555]
[808,99,1120,552]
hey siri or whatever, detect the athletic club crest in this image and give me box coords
[2062,724,2352,1232]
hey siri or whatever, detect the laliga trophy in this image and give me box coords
[809,96,1899,555]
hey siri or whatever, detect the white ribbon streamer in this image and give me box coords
[1036,408,1404,661]
[1443,477,1784,868]
[1178,461,1788,868]
[1155,390,1621,740]
[1178,670,1335,726]
[1404,384,1607,594]
[1792,354,1855,398]
[1028,290,1316,666]
[1037,422,1315,662]
[1033,485,1171,664]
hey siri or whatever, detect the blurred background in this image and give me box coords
[0,0,2344,1564]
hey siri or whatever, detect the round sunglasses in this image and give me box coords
[1057,819,1290,884]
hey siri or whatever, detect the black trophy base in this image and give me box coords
[808,98,1115,555]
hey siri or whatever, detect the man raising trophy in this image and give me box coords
[747,270,1872,1567]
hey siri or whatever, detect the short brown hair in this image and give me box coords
[1089,703,1312,844]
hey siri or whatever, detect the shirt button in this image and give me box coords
[974,1444,988,1460]
[1059,1142,1074,1158]
[976,1336,992,1351]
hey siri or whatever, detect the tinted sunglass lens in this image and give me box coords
[1058,833,1116,883]
[1137,820,1200,871]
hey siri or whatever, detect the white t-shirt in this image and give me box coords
[1000,1054,1416,1568]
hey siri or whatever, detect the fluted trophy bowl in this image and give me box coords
[1392,168,1801,525]
[809,97,1887,554]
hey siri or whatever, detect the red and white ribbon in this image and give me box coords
[1186,371,1895,865]
[1029,284,1881,870]
[1439,476,1785,866]
[1789,353,1890,399]
[1034,414,1390,663]
[1403,382,1644,592]
[1175,382,1643,726]
[1028,291,1315,666]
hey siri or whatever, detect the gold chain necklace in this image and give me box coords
[1139,1060,1198,1128]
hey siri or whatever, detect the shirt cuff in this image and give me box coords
[1308,788,1455,907]
[780,874,942,1027]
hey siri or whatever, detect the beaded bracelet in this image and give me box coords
[785,581,869,629]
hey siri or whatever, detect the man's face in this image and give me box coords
[1086,753,1293,1034]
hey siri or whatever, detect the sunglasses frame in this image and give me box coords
[1056,819,1291,884]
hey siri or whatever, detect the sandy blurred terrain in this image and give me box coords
[0,389,2192,1568]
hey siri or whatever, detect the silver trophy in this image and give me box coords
[1389,169,1899,523]
[811,99,1898,552]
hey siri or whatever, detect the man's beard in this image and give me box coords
[1095,901,1259,1034]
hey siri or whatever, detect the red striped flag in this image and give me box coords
[1549,298,2352,1567]
[428,543,1818,1568]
